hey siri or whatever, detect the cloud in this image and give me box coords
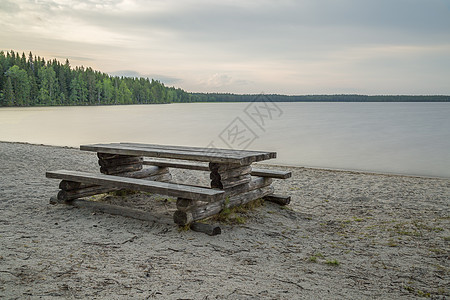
[0,0,20,13]
[205,73,233,88]
[1,0,450,94]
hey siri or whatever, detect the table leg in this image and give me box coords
[208,163,252,190]
[97,152,172,180]
[173,163,276,226]
[97,153,143,175]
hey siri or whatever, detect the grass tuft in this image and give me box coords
[209,198,264,225]
[325,259,340,266]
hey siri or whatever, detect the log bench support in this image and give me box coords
[172,162,280,225]
[142,159,292,225]
[53,152,174,203]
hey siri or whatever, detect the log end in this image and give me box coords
[263,194,291,206]
[191,222,221,236]
[50,196,69,205]
[173,210,193,226]
[49,196,59,205]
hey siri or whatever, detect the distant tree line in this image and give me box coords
[0,50,193,106]
[191,93,450,102]
[1,50,448,107]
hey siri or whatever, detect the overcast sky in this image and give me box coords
[1,0,449,94]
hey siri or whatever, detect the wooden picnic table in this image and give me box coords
[80,142,277,165]
[46,142,291,230]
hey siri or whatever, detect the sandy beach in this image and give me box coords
[0,141,448,299]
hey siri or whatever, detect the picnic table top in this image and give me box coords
[80,142,277,165]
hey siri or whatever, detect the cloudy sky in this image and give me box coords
[1,0,449,95]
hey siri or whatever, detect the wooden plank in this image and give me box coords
[59,180,94,191]
[251,168,292,179]
[58,185,120,201]
[173,186,274,225]
[81,143,275,164]
[209,162,244,172]
[97,153,136,160]
[46,170,224,202]
[120,142,275,158]
[178,177,271,207]
[98,156,143,168]
[58,166,168,191]
[143,159,290,179]
[176,198,208,212]
[86,144,247,164]
[144,159,209,171]
[121,166,169,178]
[263,194,291,205]
[100,163,143,175]
[209,165,252,181]
[57,173,172,201]
[211,174,252,190]
[145,172,172,183]
[224,176,272,197]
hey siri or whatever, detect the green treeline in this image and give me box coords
[0,50,192,106]
[1,50,448,106]
[192,93,450,102]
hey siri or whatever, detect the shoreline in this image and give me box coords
[1,141,448,299]
[2,140,448,180]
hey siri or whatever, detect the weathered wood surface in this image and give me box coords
[46,170,224,202]
[58,166,168,191]
[145,172,172,182]
[121,166,169,178]
[190,222,221,236]
[59,180,94,191]
[144,158,290,179]
[57,173,172,201]
[120,142,275,158]
[49,197,172,225]
[81,143,276,165]
[100,163,143,175]
[224,176,273,197]
[144,159,209,171]
[209,162,242,172]
[251,168,292,179]
[57,185,120,201]
[173,185,274,225]
[98,156,143,168]
[177,177,271,210]
[209,165,252,181]
[97,153,136,160]
[263,194,291,206]
[176,198,208,212]
[211,174,252,190]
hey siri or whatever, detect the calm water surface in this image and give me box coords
[0,102,449,178]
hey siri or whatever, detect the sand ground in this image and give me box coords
[0,141,449,299]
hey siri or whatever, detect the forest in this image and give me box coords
[0,50,448,107]
[192,93,450,102]
[0,50,192,106]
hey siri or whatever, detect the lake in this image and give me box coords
[0,102,449,178]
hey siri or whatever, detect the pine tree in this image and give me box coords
[4,77,15,106]
[6,65,30,106]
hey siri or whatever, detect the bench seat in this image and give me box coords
[143,159,292,179]
[46,170,224,202]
